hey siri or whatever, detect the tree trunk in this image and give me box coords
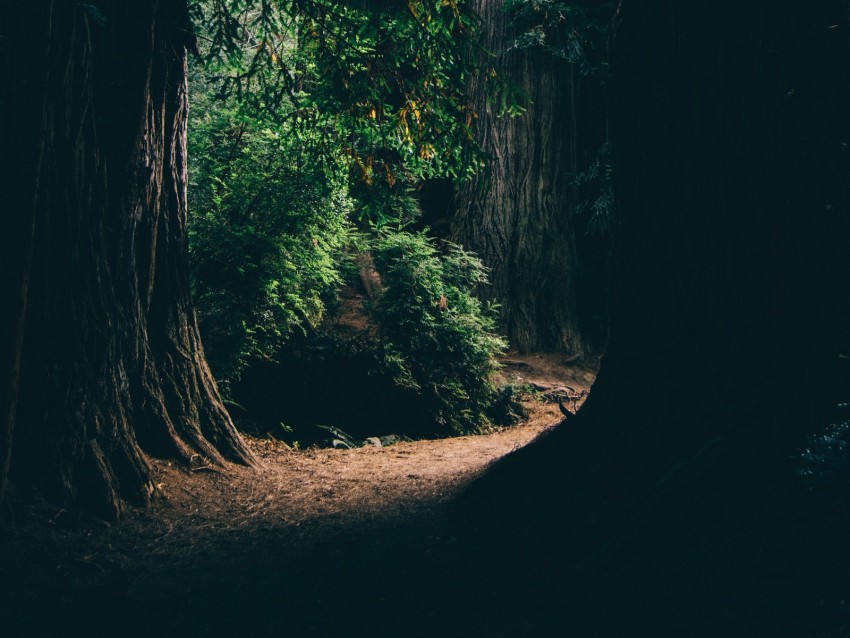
[458,0,850,632]
[0,3,38,506]
[451,0,586,355]
[0,0,255,517]
[600,0,848,458]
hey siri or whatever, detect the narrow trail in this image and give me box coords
[1,355,594,636]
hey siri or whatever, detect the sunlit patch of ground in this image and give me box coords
[0,357,595,636]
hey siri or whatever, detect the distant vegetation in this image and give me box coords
[187,3,519,441]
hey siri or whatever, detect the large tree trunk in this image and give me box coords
[0,1,254,517]
[451,0,587,355]
[458,1,850,632]
[0,3,38,506]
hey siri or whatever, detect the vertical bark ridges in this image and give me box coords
[3,0,254,517]
[452,0,587,355]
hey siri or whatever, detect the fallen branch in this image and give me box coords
[190,466,221,474]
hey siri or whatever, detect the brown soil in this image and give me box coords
[0,355,595,636]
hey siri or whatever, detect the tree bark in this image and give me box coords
[451,0,587,355]
[0,2,40,505]
[0,0,255,517]
[458,0,850,631]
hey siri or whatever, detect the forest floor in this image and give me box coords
[0,354,596,637]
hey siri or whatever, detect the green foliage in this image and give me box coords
[349,179,422,228]
[572,141,616,234]
[188,69,353,390]
[505,0,616,76]
[370,228,507,434]
[189,0,498,182]
[186,2,520,435]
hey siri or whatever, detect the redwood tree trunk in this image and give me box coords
[0,0,254,516]
[459,1,850,632]
[0,3,39,506]
[451,0,586,355]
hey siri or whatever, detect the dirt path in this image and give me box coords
[144,352,590,534]
[1,355,594,636]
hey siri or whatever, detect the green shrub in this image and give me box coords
[370,228,508,435]
[188,74,353,391]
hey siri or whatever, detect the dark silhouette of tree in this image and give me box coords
[0,0,255,517]
[458,0,850,633]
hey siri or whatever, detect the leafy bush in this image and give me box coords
[188,74,353,391]
[370,228,508,435]
[229,230,515,443]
